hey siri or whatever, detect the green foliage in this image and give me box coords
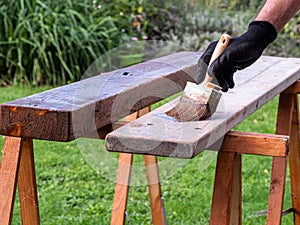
[1,0,300,85]
[162,0,300,60]
[143,0,189,41]
[0,0,119,86]
[99,0,149,42]
[166,7,255,51]
[276,14,300,57]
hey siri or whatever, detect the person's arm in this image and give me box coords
[197,0,300,92]
[256,0,300,32]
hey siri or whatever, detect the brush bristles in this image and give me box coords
[165,96,212,122]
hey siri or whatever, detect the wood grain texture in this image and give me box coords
[266,92,294,225]
[17,138,40,225]
[283,80,300,93]
[288,95,300,224]
[0,52,198,141]
[229,153,242,225]
[0,137,21,225]
[106,57,300,158]
[144,155,166,225]
[266,157,288,225]
[141,109,166,225]
[111,107,155,225]
[111,153,133,225]
[111,111,138,225]
[221,131,289,157]
[210,152,241,225]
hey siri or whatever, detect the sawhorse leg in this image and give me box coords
[266,92,294,224]
[144,155,167,225]
[289,94,300,224]
[111,107,166,225]
[284,83,300,224]
[210,82,300,225]
[210,131,290,225]
[111,153,133,224]
[0,137,21,225]
[210,151,242,225]
[267,85,300,224]
[0,137,40,225]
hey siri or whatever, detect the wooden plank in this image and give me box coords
[17,138,40,225]
[91,108,154,139]
[0,52,198,141]
[144,155,166,225]
[106,58,300,158]
[96,122,127,139]
[221,131,289,157]
[0,137,21,225]
[288,95,300,223]
[210,152,241,225]
[266,92,294,225]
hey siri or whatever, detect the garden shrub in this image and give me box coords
[0,0,120,85]
[0,0,299,86]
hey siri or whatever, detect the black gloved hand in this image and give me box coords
[197,21,277,92]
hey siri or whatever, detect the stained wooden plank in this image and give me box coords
[0,137,21,225]
[106,57,300,158]
[96,122,126,139]
[221,131,289,157]
[0,52,198,141]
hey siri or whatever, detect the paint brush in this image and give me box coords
[165,34,230,121]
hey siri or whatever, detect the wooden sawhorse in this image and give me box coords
[210,87,300,225]
[210,84,300,225]
[106,55,300,224]
[108,82,300,225]
[0,137,39,224]
[109,88,296,225]
[1,52,300,224]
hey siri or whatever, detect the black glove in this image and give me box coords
[197,21,277,92]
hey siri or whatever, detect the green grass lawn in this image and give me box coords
[0,86,294,224]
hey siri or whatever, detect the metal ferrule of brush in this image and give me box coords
[206,82,222,114]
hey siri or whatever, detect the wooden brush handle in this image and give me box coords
[202,34,231,85]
